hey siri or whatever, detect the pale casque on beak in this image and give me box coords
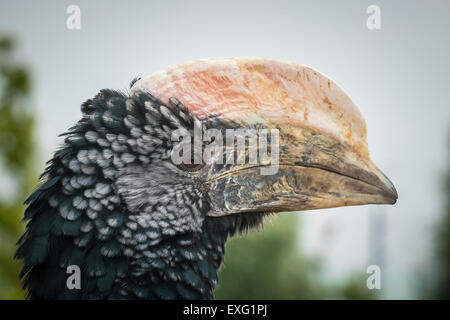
[131,57,398,216]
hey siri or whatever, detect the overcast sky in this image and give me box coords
[1,0,449,298]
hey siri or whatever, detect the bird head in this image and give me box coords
[17,57,398,299]
[128,57,397,221]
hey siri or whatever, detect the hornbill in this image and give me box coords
[15,57,397,299]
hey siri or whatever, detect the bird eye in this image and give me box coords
[179,162,205,172]
[176,145,205,172]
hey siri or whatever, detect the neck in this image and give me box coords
[112,212,268,299]
[112,216,229,299]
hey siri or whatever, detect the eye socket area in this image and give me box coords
[178,162,205,172]
[175,145,205,173]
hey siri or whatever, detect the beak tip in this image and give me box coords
[383,185,398,205]
[389,195,398,205]
[390,189,398,204]
[377,170,398,205]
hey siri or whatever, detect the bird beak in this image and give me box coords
[132,57,398,216]
[204,125,397,216]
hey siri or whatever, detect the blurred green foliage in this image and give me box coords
[0,36,36,299]
[215,214,375,299]
[430,140,450,299]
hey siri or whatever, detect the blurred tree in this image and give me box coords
[330,274,376,300]
[214,214,375,299]
[430,140,450,299]
[0,36,36,299]
[214,214,325,299]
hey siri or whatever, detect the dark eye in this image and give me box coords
[177,145,205,172]
[179,162,205,172]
